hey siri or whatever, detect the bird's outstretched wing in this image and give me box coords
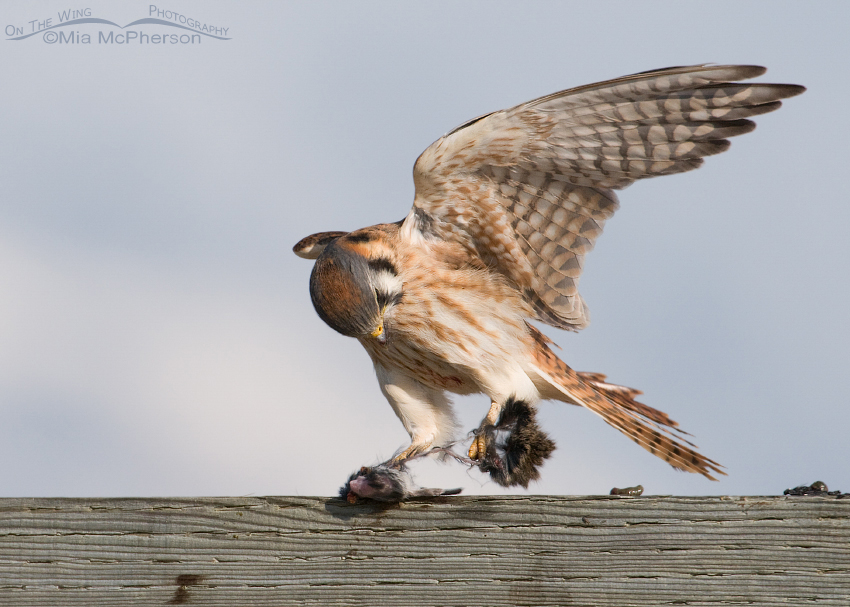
[404,65,804,330]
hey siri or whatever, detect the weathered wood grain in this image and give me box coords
[0,495,848,606]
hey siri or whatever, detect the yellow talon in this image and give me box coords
[390,441,431,465]
[468,435,487,460]
[469,402,500,460]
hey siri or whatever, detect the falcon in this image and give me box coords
[294,65,803,482]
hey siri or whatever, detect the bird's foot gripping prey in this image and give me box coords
[467,400,503,461]
[342,400,553,501]
[295,65,804,490]
[475,398,556,488]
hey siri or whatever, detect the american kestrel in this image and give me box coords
[294,65,803,483]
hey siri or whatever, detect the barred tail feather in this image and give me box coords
[532,347,725,480]
[576,372,695,443]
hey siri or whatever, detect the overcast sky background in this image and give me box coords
[0,1,846,498]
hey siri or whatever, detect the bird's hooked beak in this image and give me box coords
[371,318,388,345]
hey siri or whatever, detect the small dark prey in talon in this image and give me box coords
[610,485,644,496]
[784,481,850,498]
[341,463,462,504]
[478,398,555,488]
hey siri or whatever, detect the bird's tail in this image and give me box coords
[529,335,725,480]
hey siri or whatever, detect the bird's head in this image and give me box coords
[308,236,402,345]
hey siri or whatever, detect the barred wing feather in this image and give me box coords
[405,64,804,330]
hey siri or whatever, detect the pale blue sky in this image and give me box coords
[0,1,847,497]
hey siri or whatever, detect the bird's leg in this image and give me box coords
[388,439,433,467]
[468,401,502,460]
[375,365,458,468]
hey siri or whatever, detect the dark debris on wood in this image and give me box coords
[784,481,850,498]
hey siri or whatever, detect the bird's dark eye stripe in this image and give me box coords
[376,289,402,310]
[368,258,397,276]
[346,233,375,243]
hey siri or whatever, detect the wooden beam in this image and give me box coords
[1,495,848,606]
